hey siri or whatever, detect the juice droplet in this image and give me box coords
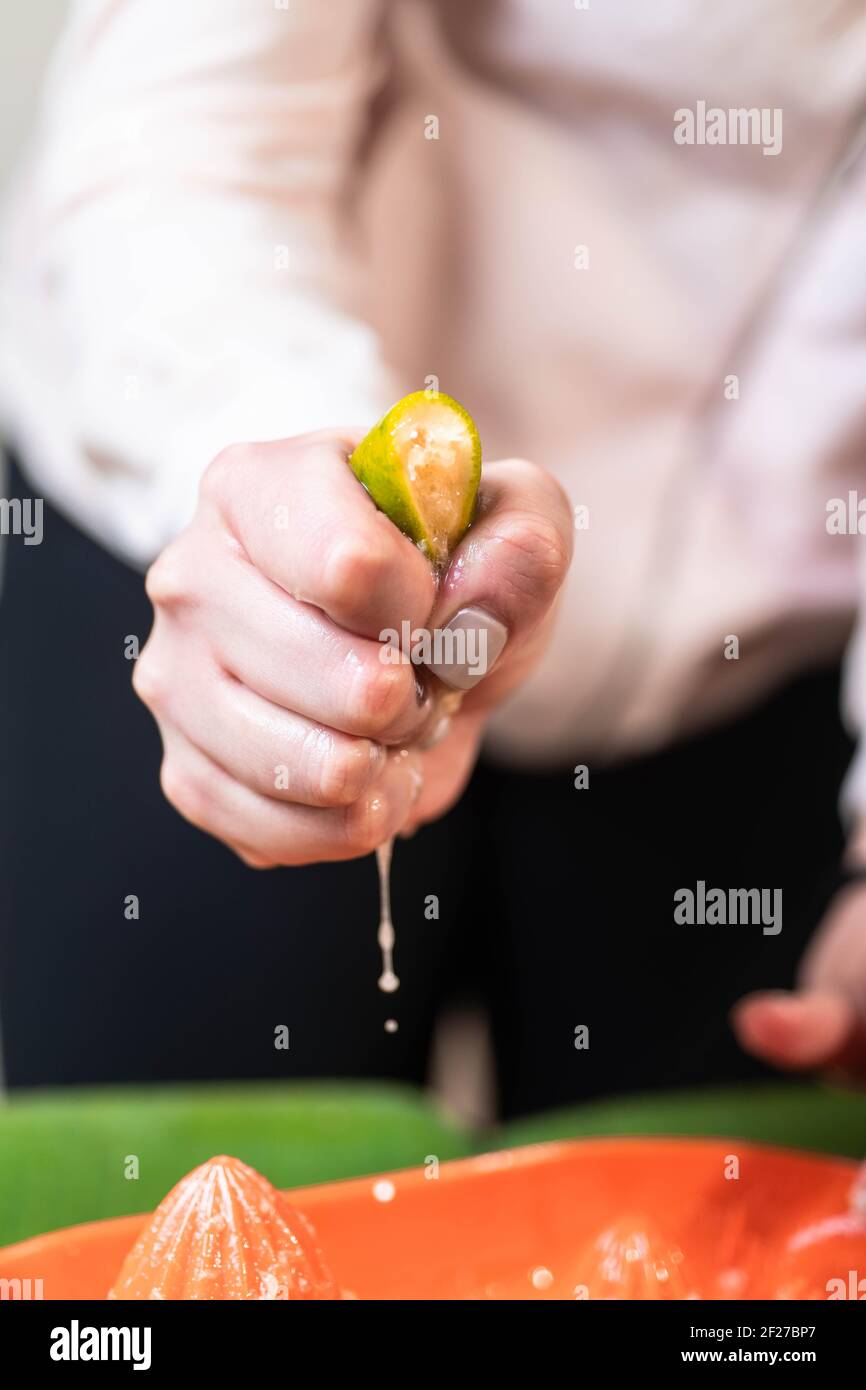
[385,1018,398,1033]
[373,1179,396,1203]
[530,1266,554,1291]
[376,838,399,993]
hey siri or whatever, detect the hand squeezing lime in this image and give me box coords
[350,390,481,998]
[349,390,481,564]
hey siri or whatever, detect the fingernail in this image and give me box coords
[425,607,507,691]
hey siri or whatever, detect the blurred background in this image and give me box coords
[0,2,65,190]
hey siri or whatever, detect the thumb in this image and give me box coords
[731,989,865,1072]
[425,457,573,698]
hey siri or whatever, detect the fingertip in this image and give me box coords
[342,746,424,855]
[732,990,855,1069]
[731,991,795,1063]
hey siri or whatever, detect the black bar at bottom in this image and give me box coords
[0,1296,860,1373]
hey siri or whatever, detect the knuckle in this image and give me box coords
[199,444,244,502]
[495,511,572,606]
[159,759,205,827]
[145,542,192,608]
[349,660,414,738]
[321,532,391,617]
[497,457,574,547]
[316,736,379,807]
[132,652,167,713]
[499,456,566,507]
[534,466,575,534]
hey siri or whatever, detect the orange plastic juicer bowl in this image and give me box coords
[0,1138,863,1300]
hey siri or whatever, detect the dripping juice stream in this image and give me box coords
[374,551,464,996]
[375,686,464,995]
[376,838,399,994]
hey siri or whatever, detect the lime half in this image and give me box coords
[349,391,481,564]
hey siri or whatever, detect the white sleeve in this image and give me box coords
[0,0,393,566]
